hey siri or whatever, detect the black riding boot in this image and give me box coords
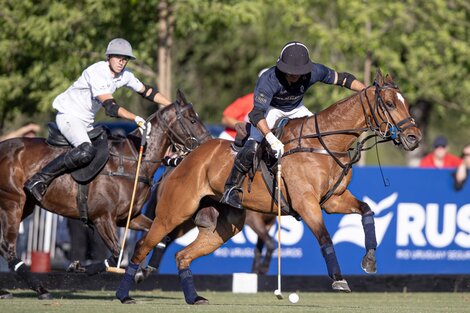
[221,139,257,209]
[221,166,247,209]
[24,154,68,202]
[25,142,96,202]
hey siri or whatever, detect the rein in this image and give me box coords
[281,84,416,205]
[103,100,211,183]
[157,102,212,154]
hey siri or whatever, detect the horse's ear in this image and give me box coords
[374,68,384,86]
[176,89,188,105]
[385,73,394,85]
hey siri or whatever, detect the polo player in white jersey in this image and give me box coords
[25,38,172,202]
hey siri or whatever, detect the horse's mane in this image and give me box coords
[283,88,366,126]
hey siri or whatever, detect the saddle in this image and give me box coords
[46,122,110,183]
[232,120,301,221]
[46,122,110,225]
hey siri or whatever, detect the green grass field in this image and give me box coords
[1,290,469,313]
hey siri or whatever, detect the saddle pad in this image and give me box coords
[71,131,109,184]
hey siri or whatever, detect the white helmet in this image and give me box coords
[105,38,136,60]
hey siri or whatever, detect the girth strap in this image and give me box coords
[102,171,151,186]
[259,161,301,221]
[77,183,90,226]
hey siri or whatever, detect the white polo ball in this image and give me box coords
[288,292,299,303]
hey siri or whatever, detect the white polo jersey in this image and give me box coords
[53,61,144,124]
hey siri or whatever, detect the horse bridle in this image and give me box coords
[156,100,212,155]
[280,82,417,205]
[360,82,417,145]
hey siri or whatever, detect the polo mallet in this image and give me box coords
[107,125,148,274]
[274,162,283,300]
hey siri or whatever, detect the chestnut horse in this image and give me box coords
[0,91,210,299]
[140,186,276,277]
[117,71,422,304]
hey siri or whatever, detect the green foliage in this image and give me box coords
[1,0,469,163]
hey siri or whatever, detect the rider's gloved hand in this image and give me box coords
[134,116,151,137]
[265,132,284,159]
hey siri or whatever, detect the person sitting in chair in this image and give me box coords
[25,38,172,202]
[221,41,366,209]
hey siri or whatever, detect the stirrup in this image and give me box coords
[24,179,47,202]
[221,186,244,209]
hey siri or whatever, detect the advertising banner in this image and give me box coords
[157,167,470,275]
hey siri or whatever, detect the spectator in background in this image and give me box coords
[218,68,269,141]
[218,93,254,141]
[419,135,461,169]
[453,144,470,191]
[0,122,41,141]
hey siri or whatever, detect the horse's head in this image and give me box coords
[147,90,212,154]
[363,69,422,151]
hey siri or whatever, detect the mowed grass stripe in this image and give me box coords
[0,290,468,313]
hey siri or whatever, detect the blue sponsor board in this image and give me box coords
[157,167,470,275]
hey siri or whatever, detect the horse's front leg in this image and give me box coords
[175,205,246,305]
[129,213,153,231]
[323,190,377,274]
[296,199,351,292]
[79,215,121,275]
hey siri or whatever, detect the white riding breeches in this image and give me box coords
[248,104,313,142]
[56,113,93,147]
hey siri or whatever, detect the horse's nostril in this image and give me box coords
[407,135,417,143]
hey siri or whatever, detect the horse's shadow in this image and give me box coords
[9,290,179,301]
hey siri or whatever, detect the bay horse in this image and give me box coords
[117,70,422,304]
[0,90,211,299]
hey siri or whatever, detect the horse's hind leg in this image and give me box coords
[245,212,275,275]
[323,190,377,273]
[0,198,52,300]
[176,205,245,305]
[295,198,351,292]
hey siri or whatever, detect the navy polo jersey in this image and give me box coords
[253,65,336,113]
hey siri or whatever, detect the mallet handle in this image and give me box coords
[116,144,145,268]
[276,163,282,293]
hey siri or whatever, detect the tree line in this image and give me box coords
[1,0,469,164]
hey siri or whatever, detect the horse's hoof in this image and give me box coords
[119,296,136,304]
[67,260,86,273]
[38,292,53,300]
[134,266,155,284]
[35,286,53,300]
[332,279,351,292]
[361,250,377,274]
[0,290,13,299]
[193,296,209,305]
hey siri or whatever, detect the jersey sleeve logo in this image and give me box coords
[255,93,268,104]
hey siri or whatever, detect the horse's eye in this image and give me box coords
[386,101,396,109]
[191,119,196,124]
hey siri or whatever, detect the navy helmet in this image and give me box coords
[276,41,313,75]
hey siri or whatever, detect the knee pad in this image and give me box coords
[65,142,97,169]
